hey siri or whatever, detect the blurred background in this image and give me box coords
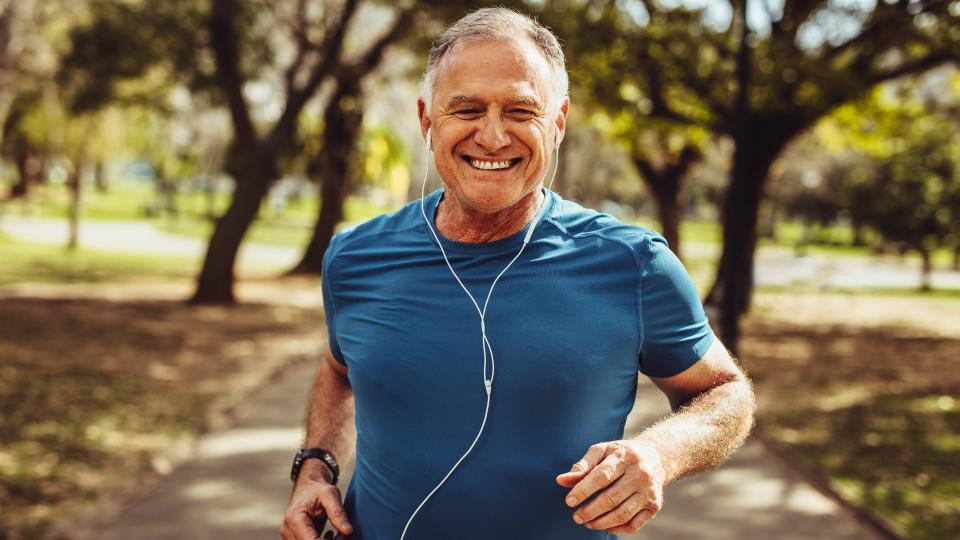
[0,0,958,539]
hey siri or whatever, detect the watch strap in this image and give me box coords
[291,448,339,485]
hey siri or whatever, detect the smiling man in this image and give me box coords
[281,8,754,540]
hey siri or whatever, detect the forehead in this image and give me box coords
[432,38,554,107]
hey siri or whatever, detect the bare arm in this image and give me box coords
[300,348,356,483]
[281,346,357,539]
[556,338,755,534]
[641,337,755,482]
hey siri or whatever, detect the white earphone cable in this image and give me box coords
[402,132,560,539]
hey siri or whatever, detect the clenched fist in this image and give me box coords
[555,440,666,534]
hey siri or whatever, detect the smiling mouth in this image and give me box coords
[462,156,523,171]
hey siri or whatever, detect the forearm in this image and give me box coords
[298,357,356,486]
[634,376,755,484]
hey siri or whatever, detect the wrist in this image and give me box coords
[627,437,669,485]
[298,459,336,485]
[290,448,339,486]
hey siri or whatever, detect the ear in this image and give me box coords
[554,97,570,148]
[418,98,432,148]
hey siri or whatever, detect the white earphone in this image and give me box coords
[403,125,561,539]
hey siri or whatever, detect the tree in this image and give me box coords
[827,85,960,289]
[287,8,413,275]
[0,0,22,150]
[550,5,719,259]
[60,0,418,302]
[540,0,960,351]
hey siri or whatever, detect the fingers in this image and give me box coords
[565,453,624,509]
[281,511,323,540]
[317,486,353,535]
[555,470,585,487]
[572,475,634,524]
[586,492,655,531]
[281,483,352,539]
[607,508,656,534]
[556,443,608,488]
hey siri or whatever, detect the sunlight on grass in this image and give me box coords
[0,233,197,285]
[764,394,960,540]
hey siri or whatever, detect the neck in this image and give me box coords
[435,188,544,243]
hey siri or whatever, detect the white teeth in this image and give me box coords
[470,159,512,170]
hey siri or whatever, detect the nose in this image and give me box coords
[474,115,510,153]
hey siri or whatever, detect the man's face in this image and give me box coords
[419,39,568,214]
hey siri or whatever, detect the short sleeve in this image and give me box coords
[638,235,715,377]
[321,234,346,365]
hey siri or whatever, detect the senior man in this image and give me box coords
[282,7,754,540]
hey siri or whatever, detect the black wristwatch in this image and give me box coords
[291,448,339,485]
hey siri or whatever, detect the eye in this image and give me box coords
[508,109,537,119]
[454,109,483,119]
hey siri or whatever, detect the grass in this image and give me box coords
[741,296,960,540]
[0,233,197,285]
[763,394,960,540]
[155,196,395,247]
[158,217,312,248]
[5,180,956,270]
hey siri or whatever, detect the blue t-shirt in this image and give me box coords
[322,189,714,540]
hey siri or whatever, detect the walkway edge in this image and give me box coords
[752,429,904,540]
[49,347,320,539]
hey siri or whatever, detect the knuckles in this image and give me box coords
[601,490,620,509]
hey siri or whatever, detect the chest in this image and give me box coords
[333,246,641,409]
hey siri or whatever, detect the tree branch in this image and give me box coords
[270,0,360,148]
[209,0,257,147]
[283,0,310,96]
[338,7,414,83]
[869,51,955,85]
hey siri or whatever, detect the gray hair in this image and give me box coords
[421,7,569,114]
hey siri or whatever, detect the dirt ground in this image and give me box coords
[1,283,956,539]
[0,279,325,539]
[741,292,960,540]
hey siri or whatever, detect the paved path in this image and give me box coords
[90,359,874,540]
[4,215,959,291]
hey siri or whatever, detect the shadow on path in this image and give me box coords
[93,359,873,540]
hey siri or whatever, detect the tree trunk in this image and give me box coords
[632,147,700,261]
[10,145,40,199]
[11,147,30,199]
[93,160,108,192]
[289,83,363,275]
[920,248,932,291]
[66,164,82,250]
[289,167,348,275]
[705,126,796,353]
[652,183,682,259]
[190,154,275,303]
[851,220,867,247]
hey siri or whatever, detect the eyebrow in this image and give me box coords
[508,95,543,109]
[444,95,481,108]
[443,94,544,109]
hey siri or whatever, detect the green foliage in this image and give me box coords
[825,86,960,254]
[56,0,216,114]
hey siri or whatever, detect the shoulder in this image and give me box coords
[542,193,671,269]
[325,194,430,264]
